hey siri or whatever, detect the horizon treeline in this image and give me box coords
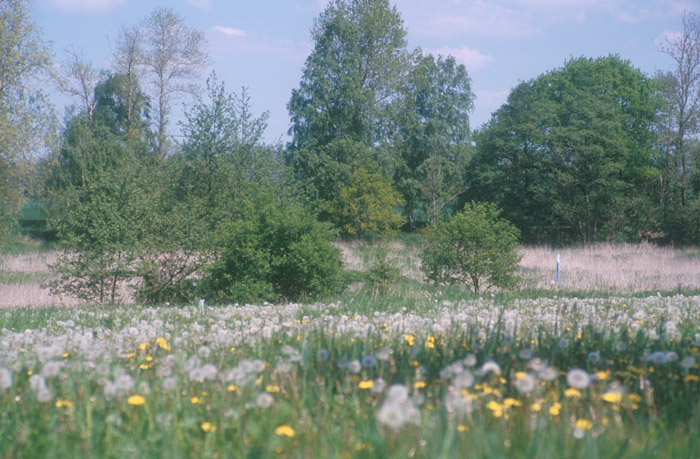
[2,0,700,248]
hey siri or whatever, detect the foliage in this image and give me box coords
[363,245,402,297]
[393,53,475,226]
[330,167,404,237]
[202,196,344,304]
[0,0,55,234]
[655,11,700,244]
[469,55,660,244]
[49,146,152,304]
[287,0,409,205]
[421,203,521,294]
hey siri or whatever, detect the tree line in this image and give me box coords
[1,0,700,302]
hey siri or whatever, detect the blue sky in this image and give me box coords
[32,0,700,144]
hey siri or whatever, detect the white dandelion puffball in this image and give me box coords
[566,369,591,390]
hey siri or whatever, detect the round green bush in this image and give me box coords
[202,199,344,304]
[421,203,521,294]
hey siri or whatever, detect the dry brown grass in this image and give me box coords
[338,240,700,294]
[520,243,700,293]
[2,242,700,307]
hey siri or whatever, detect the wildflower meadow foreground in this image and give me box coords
[1,295,699,457]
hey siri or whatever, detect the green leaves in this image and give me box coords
[470,56,660,244]
[330,167,404,237]
[203,197,343,304]
[421,203,521,294]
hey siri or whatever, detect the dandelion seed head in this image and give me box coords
[566,369,591,390]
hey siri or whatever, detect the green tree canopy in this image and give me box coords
[393,53,475,226]
[287,0,409,206]
[469,55,660,244]
[0,0,55,232]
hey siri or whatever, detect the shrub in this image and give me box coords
[364,246,402,297]
[330,167,405,237]
[202,198,344,304]
[421,203,521,294]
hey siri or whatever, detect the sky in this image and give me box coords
[31,0,700,144]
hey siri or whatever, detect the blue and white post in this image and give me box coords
[556,253,560,287]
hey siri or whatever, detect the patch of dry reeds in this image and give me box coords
[520,243,700,293]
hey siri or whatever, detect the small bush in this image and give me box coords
[202,199,344,304]
[331,167,405,237]
[364,246,402,297]
[421,202,521,294]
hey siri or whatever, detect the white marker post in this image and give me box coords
[556,253,560,286]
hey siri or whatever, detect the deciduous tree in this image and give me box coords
[0,0,55,233]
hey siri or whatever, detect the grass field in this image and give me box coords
[1,241,699,457]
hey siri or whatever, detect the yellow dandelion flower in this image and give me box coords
[62,352,70,358]
[685,375,700,382]
[201,422,217,432]
[404,334,415,346]
[564,388,582,399]
[139,363,151,370]
[515,371,528,380]
[266,385,281,393]
[55,399,73,408]
[487,400,504,417]
[138,342,149,350]
[155,337,170,351]
[126,352,136,359]
[531,402,542,412]
[595,371,610,381]
[575,419,593,430]
[190,396,202,404]
[230,347,236,352]
[602,392,623,404]
[145,356,153,362]
[127,395,146,406]
[414,381,427,389]
[255,376,263,386]
[503,397,522,407]
[426,336,436,349]
[359,380,374,389]
[27,370,32,376]
[275,425,296,438]
[549,402,561,416]
[227,385,239,392]
[457,424,469,432]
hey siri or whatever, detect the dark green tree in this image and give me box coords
[202,194,344,304]
[469,56,659,244]
[393,53,475,226]
[287,0,409,207]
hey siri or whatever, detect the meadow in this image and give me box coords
[1,241,699,457]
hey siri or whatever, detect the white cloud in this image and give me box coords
[47,0,126,14]
[429,46,492,71]
[212,26,248,38]
[476,89,510,108]
[185,0,212,11]
[423,2,541,38]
